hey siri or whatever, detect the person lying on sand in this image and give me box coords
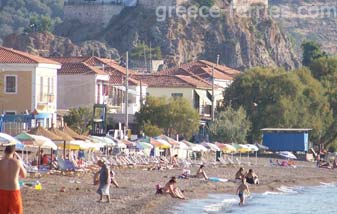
[236,178,250,206]
[156,176,185,200]
[194,165,208,180]
[235,167,245,181]
[318,160,331,169]
[94,160,111,203]
[245,169,259,185]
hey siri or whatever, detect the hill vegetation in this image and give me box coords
[0,0,63,43]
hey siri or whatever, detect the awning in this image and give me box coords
[207,90,223,100]
[195,89,212,105]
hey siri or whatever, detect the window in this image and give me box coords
[40,76,43,102]
[171,93,183,98]
[47,77,51,94]
[51,77,54,94]
[4,75,17,93]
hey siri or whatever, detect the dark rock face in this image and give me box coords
[3,32,119,59]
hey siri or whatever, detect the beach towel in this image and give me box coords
[208,177,228,182]
[0,189,23,214]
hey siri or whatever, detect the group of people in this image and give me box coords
[235,167,259,185]
[235,167,259,205]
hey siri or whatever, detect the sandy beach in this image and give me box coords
[21,157,337,214]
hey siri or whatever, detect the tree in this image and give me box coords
[136,96,199,139]
[63,107,93,134]
[209,106,251,144]
[130,43,162,60]
[309,57,337,145]
[224,67,333,142]
[143,123,163,137]
[301,41,327,66]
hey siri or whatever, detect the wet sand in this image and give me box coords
[21,157,337,214]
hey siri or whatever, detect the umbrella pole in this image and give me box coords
[50,148,53,169]
[63,140,66,159]
[255,151,257,165]
[38,147,40,169]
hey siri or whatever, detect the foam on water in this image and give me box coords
[173,183,337,214]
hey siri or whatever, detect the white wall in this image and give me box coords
[58,74,96,109]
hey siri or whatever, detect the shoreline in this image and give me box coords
[21,157,337,214]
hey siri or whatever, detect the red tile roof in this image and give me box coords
[50,57,107,75]
[132,74,215,89]
[50,57,141,85]
[0,46,60,65]
[159,60,240,81]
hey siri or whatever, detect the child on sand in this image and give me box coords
[236,178,250,206]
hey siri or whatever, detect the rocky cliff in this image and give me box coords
[3,5,300,70]
[3,32,120,59]
[270,0,337,55]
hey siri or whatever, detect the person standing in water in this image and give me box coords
[236,178,250,206]
[0,145,27,214]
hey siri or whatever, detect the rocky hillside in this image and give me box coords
[270,0,337,55]
[2,3,300,70]
[3,32,119,59]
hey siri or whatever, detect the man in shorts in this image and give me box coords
[0,145,27,214]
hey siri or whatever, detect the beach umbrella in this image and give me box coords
[222,144,237,154]
[136,141,153,150]
[246,144,259,165]
[28,125,63,141]
[278,151,297,160]
[55,140,81,150]
[0,133,24,150]
[201,142,220,151]
[28,134,57,150]
[49,125,74,158]
[256,143,269,150]
[59,124,87,141]
[157,135,179,147]
[190,144,208,152]
[150,138,171,149]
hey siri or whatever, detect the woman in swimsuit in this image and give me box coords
[245,169,259,184]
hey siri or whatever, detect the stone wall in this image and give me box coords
[232,0,268,14]
[64,4,124,26]
[138,0,188,10]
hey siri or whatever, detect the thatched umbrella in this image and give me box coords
[28,125,62,168]
[60,124,87,141]
[49,125,74,158]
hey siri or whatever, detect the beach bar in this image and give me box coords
[261,128,312,152]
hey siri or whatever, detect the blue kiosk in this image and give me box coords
[261,128,312,152]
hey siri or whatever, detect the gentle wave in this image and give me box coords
[203,198,237,213]
[276,185,299,194]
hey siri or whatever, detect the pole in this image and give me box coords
[125,52,129,139]
[149,42,152,72]
[211,54,220,122]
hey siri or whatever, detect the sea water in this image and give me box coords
[173,183,337,214]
